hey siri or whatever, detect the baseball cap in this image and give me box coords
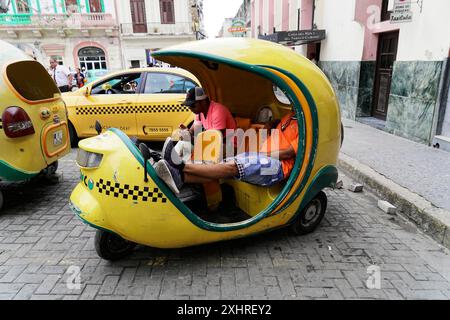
[182,87,207,107]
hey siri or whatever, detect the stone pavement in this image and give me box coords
[0,150,450,300]
[341,118,450,212]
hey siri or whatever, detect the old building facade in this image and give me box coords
[0,0,122,70]
[248,0,450,146]
[0,0,205,71]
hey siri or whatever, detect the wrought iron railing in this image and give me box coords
[0,13,116,28]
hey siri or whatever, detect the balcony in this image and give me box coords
[120,22,196,37]
[0,13,118,37]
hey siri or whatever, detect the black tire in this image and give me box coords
[44,161,59,178]
[0,190,4,211]
[94,230,136,261]
[68,122,79,148]
[291,191,327,235]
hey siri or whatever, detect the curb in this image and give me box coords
[338,153,450,249]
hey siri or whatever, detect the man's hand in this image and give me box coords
[264,119,281,131]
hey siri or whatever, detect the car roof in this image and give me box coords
[88,67,199,86]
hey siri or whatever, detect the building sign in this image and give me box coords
[391,0,413,23]
[259,30,326,45]
[228,19,247,37]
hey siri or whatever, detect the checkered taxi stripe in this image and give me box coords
[75,104,190,115]
[81,175,168,203]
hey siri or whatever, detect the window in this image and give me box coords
[51,55,64,66]
[144,73,196,94]
[131,60,141,68]
[6,61,59,101]
[273,85,291,105]
[160,0,174,24]
[78,46,107,71]
[91,73,142,95]
[16,0,31,13]
[65,0,79,13]
[381,0,394,21]
[88,0,102,13]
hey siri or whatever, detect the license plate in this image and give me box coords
[53,130,63,146]
[144,127,171,135]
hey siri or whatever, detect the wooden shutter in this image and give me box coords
[130,0,148,33]
[160,0,174,24]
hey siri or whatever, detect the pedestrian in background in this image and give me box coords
[75,67,86,88]
[49,58,73,93]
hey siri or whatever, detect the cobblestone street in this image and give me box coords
[0,150,449,300]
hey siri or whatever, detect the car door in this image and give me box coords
[135,71,197,141]
[74,72,142,138]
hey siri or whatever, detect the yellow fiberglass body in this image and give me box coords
[63,67,200,146]
[0,40,70,209]
[69,38,342,260]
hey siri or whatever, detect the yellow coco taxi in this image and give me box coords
[69,38,342,260]
[63,67,200,147]
[0,40,70,210]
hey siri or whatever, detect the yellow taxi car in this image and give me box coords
[62,68,199,147]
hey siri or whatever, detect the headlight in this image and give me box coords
[76,149,103,168]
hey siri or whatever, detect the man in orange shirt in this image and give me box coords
[154,111,299,194]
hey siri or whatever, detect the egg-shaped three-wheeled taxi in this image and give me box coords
[0,40,70,211]
[69,38,342,260]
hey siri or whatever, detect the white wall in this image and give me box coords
[117,0,191,25]
[395,0,450,61]
[315,0,365,61]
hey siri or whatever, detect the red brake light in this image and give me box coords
[2,106,35,138]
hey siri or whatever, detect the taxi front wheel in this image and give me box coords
[94,230,136,261]
[291,191,327,235]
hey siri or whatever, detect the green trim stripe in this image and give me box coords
[261,65,320,215]
[0,160,38,182]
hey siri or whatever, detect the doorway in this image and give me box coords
[372,31,399,120]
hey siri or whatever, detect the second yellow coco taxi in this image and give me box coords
[62,67,199,147]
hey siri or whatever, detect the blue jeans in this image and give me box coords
[228,153,284,187]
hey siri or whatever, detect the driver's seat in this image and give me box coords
[193,130,223,211]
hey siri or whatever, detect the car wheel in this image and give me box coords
[0,190,4,211]
[69,122,79,148]
[94,230,136,261]
[291,191,327,235]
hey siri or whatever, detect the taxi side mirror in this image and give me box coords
[95,120,102,135]
[84,87,91,96]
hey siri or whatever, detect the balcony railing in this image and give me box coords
[120,22,195,36]
[0,13,116,29]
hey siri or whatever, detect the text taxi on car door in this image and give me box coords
[69,38,343,260]
[0,40,70,211]
[62,67,200,147]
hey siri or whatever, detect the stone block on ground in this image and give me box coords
[348,184,364,193]
[378,200,397,215]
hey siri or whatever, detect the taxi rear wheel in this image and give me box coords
[94,230,136,261]
[291,191,327,235]
[69,122,79,148]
